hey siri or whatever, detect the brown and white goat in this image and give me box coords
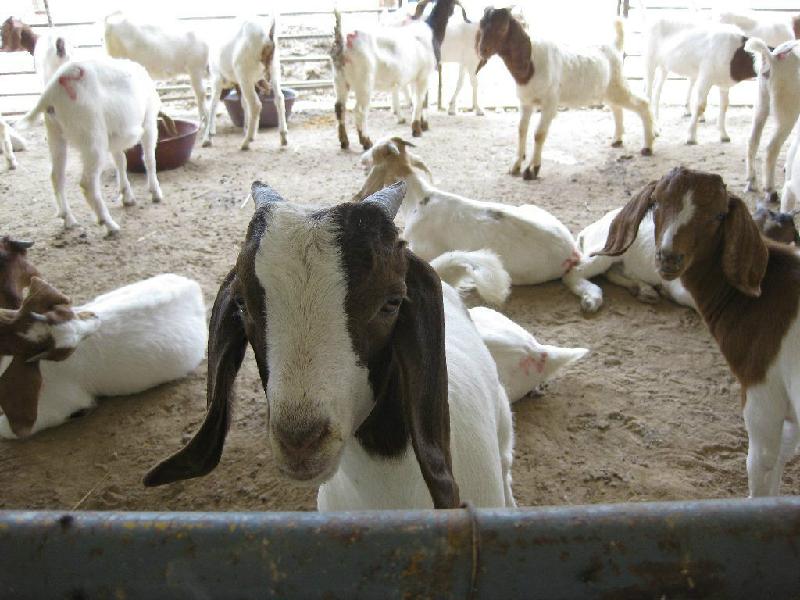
[597,166,800,496]
[1,16,70,84]
[0,237,37,310]
[145,181,515,510]
[476,8,654,179]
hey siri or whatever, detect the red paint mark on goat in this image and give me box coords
[346,32,358,49]
[58,67,84,101]
[561,250,581,274]
[518,352,548,376]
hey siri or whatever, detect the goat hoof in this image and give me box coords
[421,120,429,131]
[360,138,373,151]
[580,295,603,313]
[686,139,698,146]
[766,191,779,204]
[745,180,757,193]
[641,147,653,157]
[201,139,212,148]
[280,133,288,147]
[611,140,623,148]
[720,135,731,143]
[411,120,422,137]
[447,107,456,116]
[121,197,136,207]
[522,166,539,181]
[104,228,121,240]
[476,109,485,117]
[340,139,350,150]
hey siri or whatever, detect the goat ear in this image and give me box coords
[394,251,459,508]
[722,195,769,297]
[251,180,285,211]
[268,18,276,41]
[0,357,41,437]
[8,239,33,252]
[22,277,71,315]
[362,181,407,220]
[594,180,658,257]
[144,270,248,486]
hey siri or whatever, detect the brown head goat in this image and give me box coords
[0,237,37,309]
[145,180,514,510]
[597,166,800,496]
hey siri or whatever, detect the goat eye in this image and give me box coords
[380,297,403,315]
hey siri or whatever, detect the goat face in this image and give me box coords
[597,167,769,297]
[752,206,800,246]
[0,17,35,54]
[477,7,511,63]
[0,237,37,310]
[146,181,460,508]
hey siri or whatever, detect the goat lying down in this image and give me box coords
[146,181,515,510]
[469,306,588,403]
[0,115,25,170]
[356,137,604,312]
[578,200,800,309]
[0,274,207,438]
[597,167,800,496]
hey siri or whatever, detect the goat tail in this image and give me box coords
[331,7,345,66]
[430,249,511,306]
[744,37,774,66]
[613,17,625,53]
[454,0,470,22]
[14,90,50,131]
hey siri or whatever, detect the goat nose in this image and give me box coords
[274,419,331,458]
[658,250,684,269]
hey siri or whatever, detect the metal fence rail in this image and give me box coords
[1,498,799,599]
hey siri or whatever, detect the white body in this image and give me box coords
[576,208,696,308]
[334,17,435,146]
[104,11,210,127]
[429,249,511,306]
[441,19,483,116]
[388,164,604,312]
[642,18,750,144]
[0,274,207,439]
[16,58,163,236]
[318,284,514,509]
[34,30,72,84]
[468,306,588,403]
[745,40,800,200]
[743,314,800,496]
[202,17,288,150]
[0,116,25,170]
[510,22,654,177]
[781,133,800,213]
[718,11,796,48]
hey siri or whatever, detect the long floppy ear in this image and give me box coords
[594,180,658,256]
[722,194,769,297]
[394,251,459,508]
[0,357,41,437]
[144,270,247,486]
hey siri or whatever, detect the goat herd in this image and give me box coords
[1,1,800,511]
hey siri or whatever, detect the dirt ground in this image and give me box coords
[0,99,795,512]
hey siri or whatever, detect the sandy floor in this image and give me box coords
[0,100,795,511]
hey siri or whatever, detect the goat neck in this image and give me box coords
[496,17,534,85]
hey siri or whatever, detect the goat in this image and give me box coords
[0,237,38,310]
[640,13,758,145]
[578,198,800,308]
[1,16,71,84]
[718,10,799,48]
[744,39,800,202]
[429,249,510,306]
[0,116,25,170]
[476,8,654,180]
[15,58,163,236]
[202,17,287,150]
[596,166,800,496]
[330,0,455,150]
[0,274,207,439]
[104,11,210,128]
[468,306,588,403]
[145,181,515,510]
[355,137,604,312]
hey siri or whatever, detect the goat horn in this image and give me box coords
[250,180,286,210]
[363,181,407,220]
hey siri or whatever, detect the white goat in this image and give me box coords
[15,58,163,236]
[640,15,757,144]
[355,137,604,312]
[597,167,800,497]
[0,116,25,170]
[718,10,799,48]
[104,11,210,128]
[476,9,654,179]
[1,16,71,84]
[781,131,800,213]
[202,17,287,150]
[744,39,800,202]
[330,0,455,150]
[577,207,696,308]
[146,181,515,510]
[0,274,207,439]
[469,306,588,403]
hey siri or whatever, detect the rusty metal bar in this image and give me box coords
[0,498,798,599]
